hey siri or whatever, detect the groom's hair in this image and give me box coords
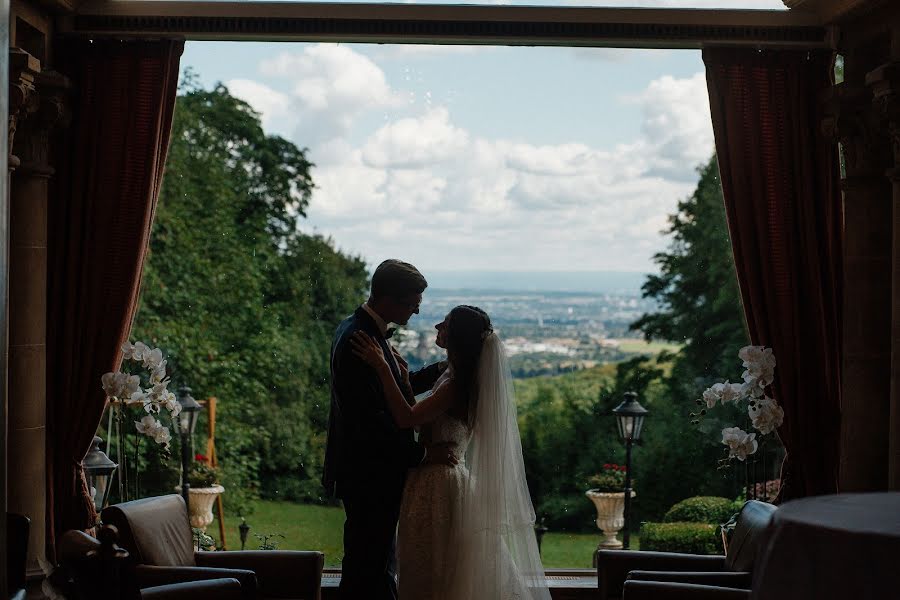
[370,259,428,300]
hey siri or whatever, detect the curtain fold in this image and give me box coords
[46,39,183,557]
[703,48,842,500]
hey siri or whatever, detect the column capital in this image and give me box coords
[821,82,892,180]
[14,70,72,177]
[866,62,900,180]
[8,48,42,171]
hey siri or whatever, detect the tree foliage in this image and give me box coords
[130,77,367,512]
[518,155,748,531]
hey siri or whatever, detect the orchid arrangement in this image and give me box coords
[101,341,180,449]
[694,345,785,462]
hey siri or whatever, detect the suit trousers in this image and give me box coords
[339,485,404,600]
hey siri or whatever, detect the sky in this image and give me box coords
[181,0,786,274]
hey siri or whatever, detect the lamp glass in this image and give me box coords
[83,436,118,512]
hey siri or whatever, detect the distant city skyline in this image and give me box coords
[181,0,781,273]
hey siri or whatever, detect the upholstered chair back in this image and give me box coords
[102,494,196,567]
[724,500,777,573]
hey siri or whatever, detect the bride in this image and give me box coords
[351,305,551,600]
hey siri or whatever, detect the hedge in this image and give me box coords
[663,496,736,525]
[639,522,722,555]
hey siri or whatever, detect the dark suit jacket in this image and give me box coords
[322,306,446,499]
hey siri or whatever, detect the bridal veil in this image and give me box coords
[443,333,552,600]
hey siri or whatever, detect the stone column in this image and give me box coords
[867,61,900,489]
[823,71,894,491]
[7,49,68,576]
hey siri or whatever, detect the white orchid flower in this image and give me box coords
[144,348,164,370]
[150,362,168,385]
[749,396,784,435]
[125,389,148,406]
[101,372,124,398]
[153,426,171,445]
[702,387,720,408]
[135,415,159,435]
[121,342,136,360]
[132,341,149,362]
[721,426,758,461]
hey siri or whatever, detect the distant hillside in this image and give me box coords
[425,270,649,294]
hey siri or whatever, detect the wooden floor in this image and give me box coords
[320,569,600,599]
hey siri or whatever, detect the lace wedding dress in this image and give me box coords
[397,410,471,600]
[397,335,551,600]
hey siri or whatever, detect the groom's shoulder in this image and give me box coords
[334,311,364,345]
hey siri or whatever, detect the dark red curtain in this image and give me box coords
[46,39,183,558]
[703,49,842,500]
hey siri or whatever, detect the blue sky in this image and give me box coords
[181,0,785,273]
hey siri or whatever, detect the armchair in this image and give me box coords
[597,500,776,599]
[623,581,751,600]
[102,495,324,600]
[7,513,30,600]
[58,527,247,600]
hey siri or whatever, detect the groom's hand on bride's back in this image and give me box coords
[423,442,459,467]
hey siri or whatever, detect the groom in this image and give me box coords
[323,259,452,600]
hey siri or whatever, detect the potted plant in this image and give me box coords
[585,464,634,550]
[184,454,224,531]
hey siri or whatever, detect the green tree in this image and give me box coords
[130,76,367,512]
[630,155,747,387]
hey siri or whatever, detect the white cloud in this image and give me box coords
[362,107,469,169]
[225,79,290,132]
[231,45,714,272]
[627,72,714,180]
[258,45,407,146]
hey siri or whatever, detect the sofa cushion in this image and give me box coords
[103,494,196,566]
[725,500,776,573]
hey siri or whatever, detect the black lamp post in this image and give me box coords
[239,518,250,551]
[178,387,202,509]
[83,436,118,516]
[612,391,648,550]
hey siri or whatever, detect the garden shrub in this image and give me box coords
[663,496,736,525]
[639,522,722,555]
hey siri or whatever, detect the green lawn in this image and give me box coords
[611,338,682,355]
[214,500,629,568]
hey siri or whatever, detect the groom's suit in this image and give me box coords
[323,306,444,600]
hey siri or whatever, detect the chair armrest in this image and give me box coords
[598,551,726,599]
[627,571,752,589]
[134,564,257,600]
[141,578,243,600]
[623,581,751,600]
[196,551,325,599]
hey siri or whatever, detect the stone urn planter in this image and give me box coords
[185,485,225,531]
[585,489,635,550]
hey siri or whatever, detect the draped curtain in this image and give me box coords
[46,39,183,557]
[703,48,842,500]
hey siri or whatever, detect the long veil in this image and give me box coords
[443,333,551,600]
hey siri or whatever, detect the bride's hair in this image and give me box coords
[446,305,492,426]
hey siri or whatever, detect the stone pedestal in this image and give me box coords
[586,490,634,552]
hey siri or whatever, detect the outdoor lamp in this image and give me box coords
[611,391,648,549]
[612,391,648,443]
[178,387,203,507]
[178,386,202,437]
[83,435,118,515]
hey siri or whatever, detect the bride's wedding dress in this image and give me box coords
[397,335,551,600]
